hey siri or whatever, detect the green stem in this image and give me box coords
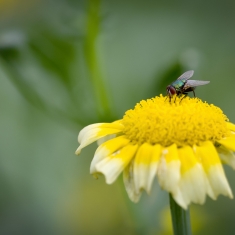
[84,0,112,119]
[169,194,192,235]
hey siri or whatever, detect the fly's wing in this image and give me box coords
[177,70,194,81]
[184,80,210,89]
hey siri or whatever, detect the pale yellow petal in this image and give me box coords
[90,136,130,173]
[78,123,103,143]
[75,122,123,155]
[194,141,233,199]
[173,146,208,209]
[97,134,116,146]
[207,165,233,199]
[217,135,235,152]
[217,145,235,169]
[227,122,235,132]
[123,160,141,203]
[95,144,138,184]
[147,144,162,193]
[133,143,161,194]
[157,144,181,196]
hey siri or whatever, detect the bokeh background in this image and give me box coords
[1,0,235,234]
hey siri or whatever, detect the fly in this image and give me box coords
[166,70,210,101]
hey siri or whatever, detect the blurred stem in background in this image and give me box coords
[84,0,113,120]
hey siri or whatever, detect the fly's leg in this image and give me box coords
[165,96,171,102]
[179,93,188,103]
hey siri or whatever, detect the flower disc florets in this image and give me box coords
[122,95,230,147]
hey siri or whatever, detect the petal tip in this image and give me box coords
[228,191,233,199]
[75,147,81,155]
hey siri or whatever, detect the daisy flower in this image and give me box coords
[75,95,235,209]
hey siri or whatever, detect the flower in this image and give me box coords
[75,95,235,209]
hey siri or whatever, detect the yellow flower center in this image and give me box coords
[122,95,230,147]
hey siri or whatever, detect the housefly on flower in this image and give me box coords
[166,70,210,102]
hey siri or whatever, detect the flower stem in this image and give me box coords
[169,194,192,235]
[84,0,113,120]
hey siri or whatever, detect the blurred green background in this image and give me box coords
[1,0,235,234]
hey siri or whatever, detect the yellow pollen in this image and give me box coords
[122,95,230,147]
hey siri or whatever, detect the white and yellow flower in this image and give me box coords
[75,95,235,209]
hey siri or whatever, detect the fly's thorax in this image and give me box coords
[171,80,186,90]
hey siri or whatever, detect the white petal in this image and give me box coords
[78,124,102,143]
[174,164,207,208]
[207,165,233,199]
[90,136,130,174]
[90,146,110,174]
[158,159,181,191]
[146,161,159,193]
[157,145,181,195]
[75,123,122,155]
[97,134,116,146]
[194,142,233,200]
[96,157,124,184]
[133,144,161,194]
[217,145,235,169]
[134,164,149,193]
[95,144,138,184]
[75,132,102,155]
[123,161,141,203]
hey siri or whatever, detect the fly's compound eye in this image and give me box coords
[167,86,176,97]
